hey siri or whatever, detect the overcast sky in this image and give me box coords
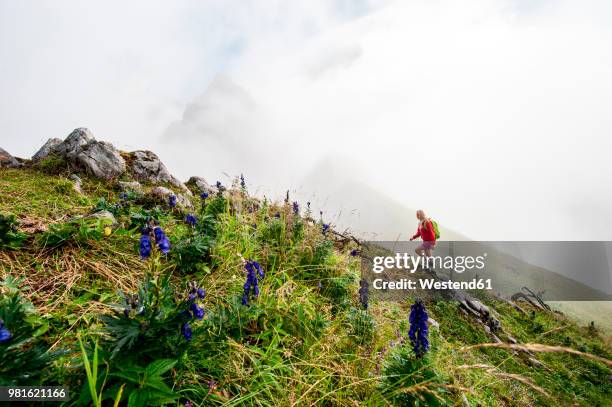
[1,0,611,241]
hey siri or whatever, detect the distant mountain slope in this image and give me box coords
[295,156,467,241]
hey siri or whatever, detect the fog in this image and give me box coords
[2,0,612,241]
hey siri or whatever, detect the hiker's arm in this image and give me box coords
[411,229,421,240]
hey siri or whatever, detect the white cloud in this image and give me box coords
[1,0,611,240]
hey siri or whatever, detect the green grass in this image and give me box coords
[0,167,611,406]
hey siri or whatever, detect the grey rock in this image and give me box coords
[187,176,218,195]
[76,141,125,180]
[51,128,125,180]
[69,174,83,194]
[150,186,173,197]
[427,317,440,329]
[53,128,95,160]
[150,186,193,209]
[0,147,22,168]
[32,138,62,161]
[117,180,143,193]
[176,194,193,209]
[131,150,190,194]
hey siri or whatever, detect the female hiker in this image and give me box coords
[410,209,437,259]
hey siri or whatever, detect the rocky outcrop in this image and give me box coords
[30,128,189,188]
[131,150,191,195]
[49,128,125,180]
[186,176,217,195]
[0,147,22,168]
[32,138,62,161]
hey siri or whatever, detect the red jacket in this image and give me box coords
[413,219,436,242]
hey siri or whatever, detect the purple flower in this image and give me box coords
[292,201,299,215]
[190,302,205,320]
[168,194,177,208]
[0,320,11,344]
[186,214,197,227]
[139,232,152,259]
[242,260,264,305]
[350,249,359,257]
[119,192,128,201]
[240,174,246,190]
[200,191,209,199]
[197,288,206,299]
[274,212,280,219]
[408,299,429,356]
[153,226,171,254]
[322,223,330,234]
[181,322,192,341]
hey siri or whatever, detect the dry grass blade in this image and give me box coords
[456,364,550,397]
[461,342,612,367]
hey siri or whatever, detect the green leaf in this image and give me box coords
[144,359,177,378]
[127,389,149,407]
[143,378,175,395]
[110,371,143,385]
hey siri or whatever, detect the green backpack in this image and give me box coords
[430,219,440,239]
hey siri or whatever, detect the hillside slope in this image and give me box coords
[1,145,611,406]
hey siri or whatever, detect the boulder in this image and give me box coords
[131,150,191,194]
[117,180,143,193]
[50,128,125,180]
[32,138,62,161]
[53,128,95,160]
[150,186,193,209]
[150,186,173,198]
[186,176,218,195]
[76,141,125,179]
[0,147,22,168]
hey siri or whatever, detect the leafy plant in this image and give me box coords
[381,346,447,406]
[110,359,179,406]
[0,277,63,385]
[129,207,164,230]
[100,273,203,364]
[0,213,28,249]
[172,233,214,273]
[199,194,228,237]
[77,337,175,407]
[39,217,111,248]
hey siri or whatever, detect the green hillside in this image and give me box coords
[1,166,611,406]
